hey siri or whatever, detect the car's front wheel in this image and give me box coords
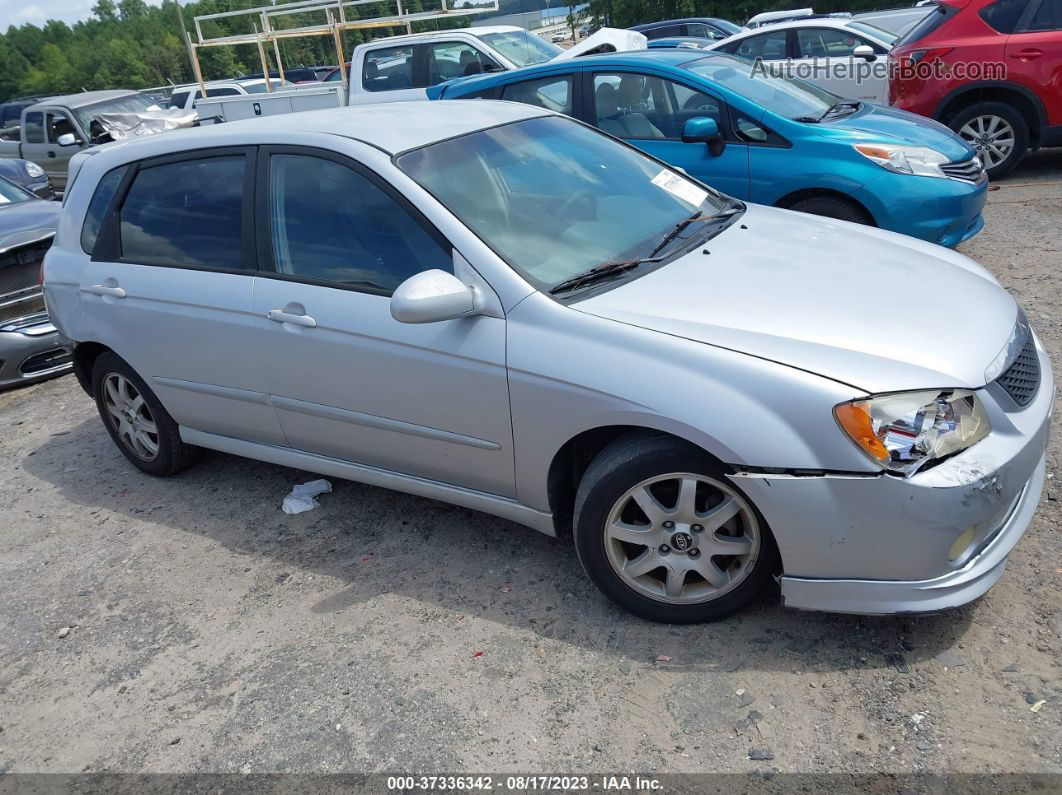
[92,352,200,476]
[573,434,778,623]
[949,101,1029,178]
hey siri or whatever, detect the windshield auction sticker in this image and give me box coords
[651,169,707,208]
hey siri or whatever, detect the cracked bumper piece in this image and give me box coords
[779,453,1045,614]
[735,344,1052,615]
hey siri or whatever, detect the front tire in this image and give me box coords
[92,352,200,476]
[573,434,779,623]
[787,195,871,225]
[948,101,1028,178]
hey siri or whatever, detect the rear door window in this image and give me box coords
[1024,0,1061,29]
[722,31,789,59]
[22,111,44,143]
[501,76,574,114]
[119,154,248,269]
[979,0,1031,32]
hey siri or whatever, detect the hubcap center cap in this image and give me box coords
[670,531,694,552]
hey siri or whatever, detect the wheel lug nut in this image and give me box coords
[659,544,670,554]
[663,521,674,529]
[688,548,700,558]
[691,524,703,532]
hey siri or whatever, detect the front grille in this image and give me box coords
[0,240,49,325]
[941,157,985,182]
[995,333,1040,408]
[19,347,71,375]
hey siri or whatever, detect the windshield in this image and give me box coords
[686,54,840,120]
[713,19,743,35]
[0,176,34,206]
[73,94,158,131]
[397,116,729,293]
[477,30,563,67]
[846,21,899,45]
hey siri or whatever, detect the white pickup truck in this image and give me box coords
[195,26,646,121]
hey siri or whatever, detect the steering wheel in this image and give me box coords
[683,95,717,112]
[556,190,596,221]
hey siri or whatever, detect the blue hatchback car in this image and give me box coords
[429,51,987,247]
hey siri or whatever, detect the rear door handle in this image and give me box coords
[1011,48,1043,59]
[267,309,317,328]
[88,284,126,298]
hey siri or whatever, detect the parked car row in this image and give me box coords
[43,101,1051,623]
[432,50,987,247]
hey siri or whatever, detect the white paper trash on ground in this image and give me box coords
[282,479,333,515]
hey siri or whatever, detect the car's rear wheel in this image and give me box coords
[92,352,199,476]
[949,101,1029,178]
[787,195,871,225]
[573,433,779,623]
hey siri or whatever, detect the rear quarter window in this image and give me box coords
[81,165,129,255]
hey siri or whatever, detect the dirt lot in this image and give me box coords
[1,152,1060,781]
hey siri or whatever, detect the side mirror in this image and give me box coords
[682,116,726,157]
[390,269,477,324]
[853,45,876,62]
[56,132,80,146]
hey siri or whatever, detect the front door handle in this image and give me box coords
[88,284,126,298]
[48,150,56,158]
[267,308,317,328]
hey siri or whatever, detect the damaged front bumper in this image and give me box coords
[734,343,1054,615]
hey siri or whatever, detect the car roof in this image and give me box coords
[441,48,710,93]
[29,90,142,110]
[358,25,523,45]
[90,101,550,165]
[632,17,732,28]
[721,17,890,39]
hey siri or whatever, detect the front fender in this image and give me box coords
[506,294,873,512]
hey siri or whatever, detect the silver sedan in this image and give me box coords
[45,102,1051,621]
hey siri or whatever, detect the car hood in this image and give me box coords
[0,199,60,255]
[574,204,1016,394]
[812,104,974,161]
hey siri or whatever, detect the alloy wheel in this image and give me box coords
[603,472,760,605]
[102,373,160,462]
[958,114,1015,170]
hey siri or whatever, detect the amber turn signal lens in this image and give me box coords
[834,402,890,462]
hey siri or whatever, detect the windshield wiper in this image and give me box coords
[647,205,743,260]
[549,256,652,295]
[816,101,861,122]
[550,203,745,296]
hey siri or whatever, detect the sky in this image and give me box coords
[0,0,163,28]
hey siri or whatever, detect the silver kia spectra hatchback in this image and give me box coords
[44,102,1052,622]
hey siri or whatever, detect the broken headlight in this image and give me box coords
[834,390,990,476]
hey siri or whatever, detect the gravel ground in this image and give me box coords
[1,151,1060,780]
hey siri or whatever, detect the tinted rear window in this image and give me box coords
[897,2,959,44]
[119,155,246,269]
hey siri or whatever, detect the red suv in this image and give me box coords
[890,0,1062,177]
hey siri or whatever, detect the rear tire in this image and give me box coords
[92,352,200,476]
[948,101,1028,178]
[787,195,872,225]
[573,433,779,623]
